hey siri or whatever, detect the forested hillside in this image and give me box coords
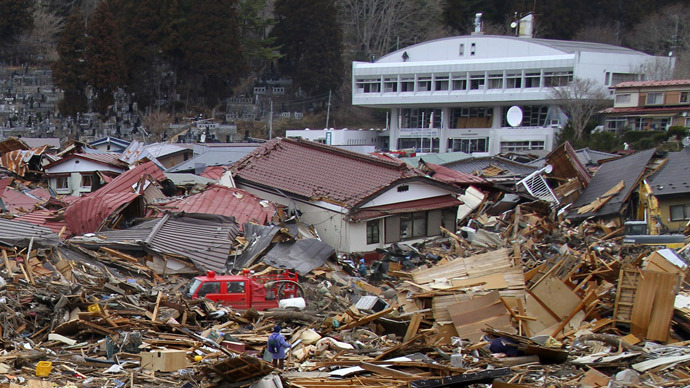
[0,0,689,117]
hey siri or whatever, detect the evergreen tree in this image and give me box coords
[52,10,88,117]
[85,1,126,115]
[183,0,244,105]
[273,0,344,96]
[111,0,166,108]
[0,0,35,56]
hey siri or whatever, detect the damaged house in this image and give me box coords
[44,153,128,197]
[230,138,462,253]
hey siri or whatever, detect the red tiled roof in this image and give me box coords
[16,210,72,237]
[2,189,40,213]
[601,106,690,115]
[350,195,462,221]
[423,162,488,185]
[64,191,140,235]
[232,138,428,207]
[153,185,275,226]
[201,166,227,180]
[614,79,690,88]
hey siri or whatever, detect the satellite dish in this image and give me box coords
[510,21,518,29]
[506,106,523,127]
[682,136,690,147]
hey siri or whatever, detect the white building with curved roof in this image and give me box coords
[352,34,671,155]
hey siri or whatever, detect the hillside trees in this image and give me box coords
[342,0,444,61]
[182,0,244,105]
[272,0,343,96]
[0,0,35,59]
[52,10,87,116]
[85,1,126,115]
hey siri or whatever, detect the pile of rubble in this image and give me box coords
[0,197,684,388]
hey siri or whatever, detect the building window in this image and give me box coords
[470,74,485,90]
[384,78,398,92]
[500,140,546,153]
[452,74,467,91]
[56,176,69,189]
[401,78,414,92]
[450,107,493,129]
[646,92,663,105]
[681,92,689,103]
[81,175,92,188]
[543,71,573,87]
[470,42,476,55]
[611,73,636,85]
[356,78,381,93]
[400,108,442,128]
[434,76,449,91]
[524,72,540,88]
[670,204,690,221]
[506,73,521,89]
[417,76,431,92]
[448,138,489,153]
[487,73,503,89]
[615,94,631,104]
[459,43,465,56]
[501,105,548,127]
[366,220,380,244]
[397,185,409,192]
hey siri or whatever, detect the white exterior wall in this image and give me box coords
[285,128,388,146]
[237,181,459,253]
[44,158,123,175]
[360,182,452,208]
[49,172,93,196]
[354,35,665,155]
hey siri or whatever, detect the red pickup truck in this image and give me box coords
[187,270,303,311]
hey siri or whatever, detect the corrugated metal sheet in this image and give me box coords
[569,149,656,219]
[73,214,239,273]
[16,209,71,236]
[2,189,40,213]
[0,137,29,154]
[92,161,165,197]
[0,217,58,247]
[153,185,275,226]
[0,145,49,176]
[64,191,140,235]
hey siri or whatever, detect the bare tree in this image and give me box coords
[341,0,446,60]
[143,111,173,142]
[550,78,610,141]
[574,18,620,45]
[16,7,63,63]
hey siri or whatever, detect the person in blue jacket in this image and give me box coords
[358,258,367,277]
[267,325,290,369]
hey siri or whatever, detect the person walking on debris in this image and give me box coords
[268,325,290,369]
[358,258,367,277]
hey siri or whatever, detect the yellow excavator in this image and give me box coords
[623,181,685,248]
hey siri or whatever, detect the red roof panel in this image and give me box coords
[232,138,427,207]
[64,191,140,235]
[423,162,488,185]
[16,210,72,237]
[201,166,226,180]
[2,189,40,213]
[153,185,275,226]
[91,161,165,197]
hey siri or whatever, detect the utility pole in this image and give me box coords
[325,90,332,129]
[268,99,273,139]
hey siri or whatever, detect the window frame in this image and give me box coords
[366,220,380,244]
[646,92,664,106]
[670,204,690,221]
